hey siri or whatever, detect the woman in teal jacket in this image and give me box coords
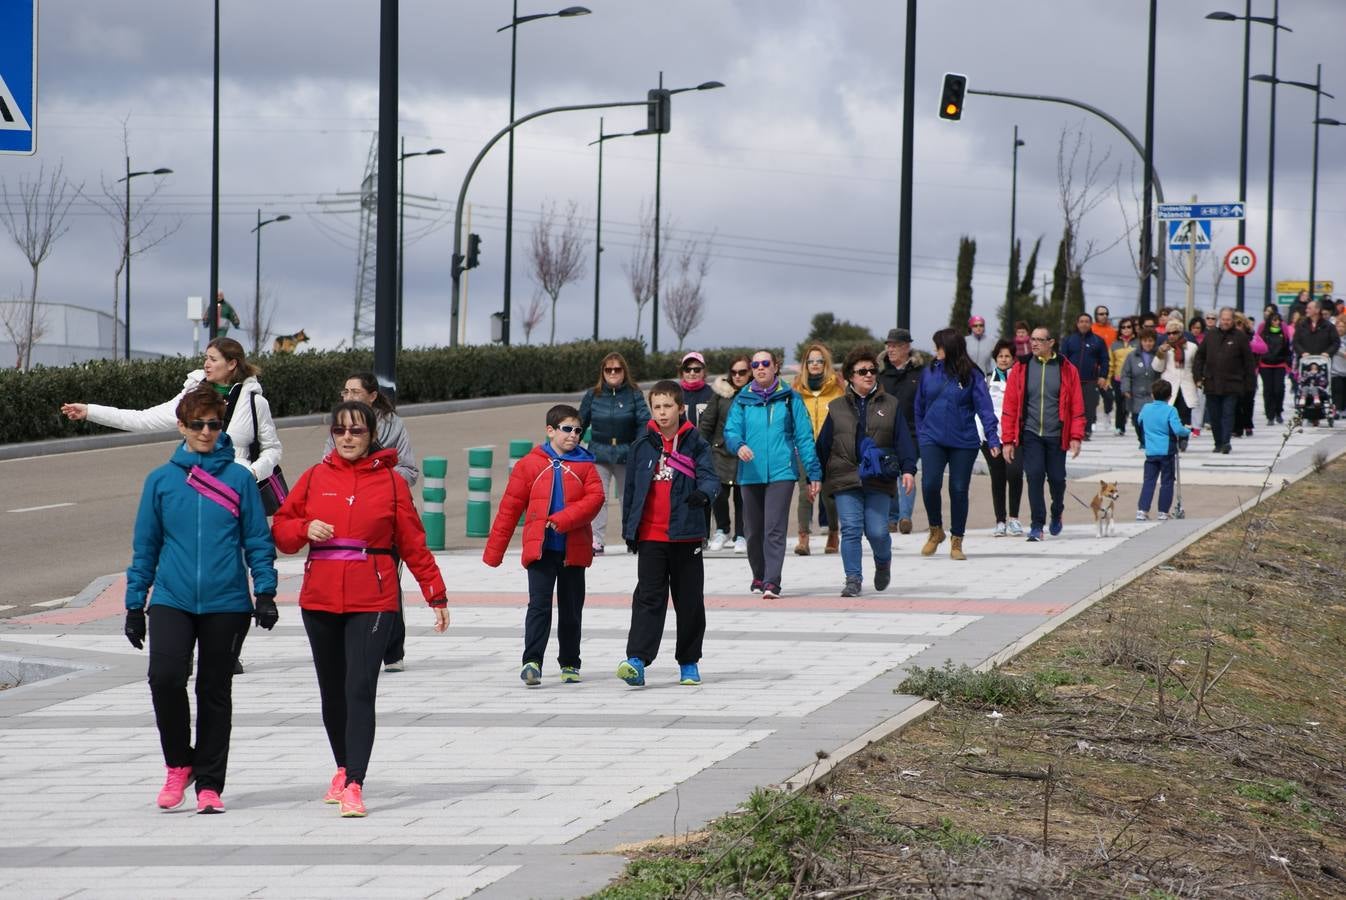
[579,351,651,553]
[124,385,278,815]
[723,349,822,598]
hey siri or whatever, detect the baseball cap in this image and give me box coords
[885,328,912,344]
[680,351,706,368]
[968,315,986,326]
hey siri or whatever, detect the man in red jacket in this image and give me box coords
[483,404,605,687]
[1001,327,1086,542]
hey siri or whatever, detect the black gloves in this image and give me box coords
[626,540,639,555]
[253,594,279,630]
[125,608,146,650]
[687,489,710,509]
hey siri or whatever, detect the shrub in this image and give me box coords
[897,661,1049,710]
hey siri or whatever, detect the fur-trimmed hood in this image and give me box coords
[711,375,738,398]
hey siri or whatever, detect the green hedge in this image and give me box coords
[0,340,648,446]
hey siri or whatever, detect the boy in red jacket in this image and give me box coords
[483,404,605,686]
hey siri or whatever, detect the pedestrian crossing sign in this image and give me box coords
[0,0,37,156]
[1167,219,1211,250]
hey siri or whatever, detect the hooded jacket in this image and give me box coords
[579,383,651,466]
[86,370,282,481]
[914,361,1000,450]
[723,380,823,485]
[1119,346,1162,415]
[126,434,277,614]
[482,443,605,569]
[272,447,446,613]
[622,421,721,542]
[1000,355,1087,451]
[696,375,742,486]
[790,369,845,439]
[323,411,418,486]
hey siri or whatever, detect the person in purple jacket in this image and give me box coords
[914,328,1001,560]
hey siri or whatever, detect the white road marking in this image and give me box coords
[31,597,72,609]
[7,502,75,513]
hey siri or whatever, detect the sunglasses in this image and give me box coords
[750,360,773,369]
[186,419,223,432]
[682,365,704,373]
[851,367,878,377]
[330,425,369,436]
[603,366,624,374]
[730,368,750,377]
[554,424,583,434]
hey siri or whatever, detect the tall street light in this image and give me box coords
[118,161,172,361]
[1252,65,1331,306]
[251,210,291,355]
[208,0,221,339]
[648,76,724,354]
[1207,5,1291,313]
[398,140,444,351]
[588,118,638,341]
[1006,125,1025,335]
[498,4,591,347]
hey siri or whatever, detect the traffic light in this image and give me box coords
[466,233,482,269]
[939,73,967,121]
[647,88,672,134]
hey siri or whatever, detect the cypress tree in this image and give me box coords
[1048,229,1069,335]
[949,235,976,331]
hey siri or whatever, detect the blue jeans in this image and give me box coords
[889,458,920,523]
[1020,431,1066,529]
[919,444,978,536]
[833,488,893,581]
[1137,453,1176,514]
[1206,392,1236,448]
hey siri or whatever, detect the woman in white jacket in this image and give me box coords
[1151,319,1205,434]
[60,338,282,481]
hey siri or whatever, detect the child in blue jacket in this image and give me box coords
[125,385,278,815]
[1135,380,1190,521]
[617,381,720,687]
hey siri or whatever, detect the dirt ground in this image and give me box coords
[596,455,1346,899]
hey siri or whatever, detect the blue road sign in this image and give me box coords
[0,0,37,156]
[1157,202,1244,221]
[1168,219,1212,250]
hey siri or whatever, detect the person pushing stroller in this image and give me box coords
[1135,380,1190,522]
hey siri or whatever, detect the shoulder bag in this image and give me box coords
[248,391,289,516]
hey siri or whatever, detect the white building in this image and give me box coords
[0,300,162,368]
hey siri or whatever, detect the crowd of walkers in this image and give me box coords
[57,297,1344,817]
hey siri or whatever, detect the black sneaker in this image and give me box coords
[750,578,764,594]
[840,578,862,598]
[873,564,891,592]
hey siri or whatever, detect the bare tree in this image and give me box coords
[0,162,81,371]
[85,119,181,359]
[521,290,548,345]
[662,237,712,350]
[1210,248,1227,308]
[1057,124,1124,319]
[623,200,671,341]
[1,293,48,368]
[527,200,587,345]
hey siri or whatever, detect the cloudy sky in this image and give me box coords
[3,0,1344,362]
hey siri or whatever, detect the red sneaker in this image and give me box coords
[196,788,225,814]
[340,782,366,818]
[157,765,193,810]
[323,767,347,804]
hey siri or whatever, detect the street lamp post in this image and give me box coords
[398,140,444,351]
[1207,5,1291,313]
[1252,66,1332,306]
[251,210,291,355]
[118,160,172,361]
[588,118,637,341]
[498,4,591,348]
[208,0,221,339]
[1007,125,1024,335]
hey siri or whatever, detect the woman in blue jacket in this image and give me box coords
[723,350,822,598]
[124,385,278,815]
[579,352,651,554]
[914,328,1000,560]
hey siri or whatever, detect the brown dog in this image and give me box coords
[273,329,309,354]
[1091,480,1121,537]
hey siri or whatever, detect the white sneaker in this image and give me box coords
[993,522,1007,537]
[1157,512,1170,521]
[1135,511,1148,521]
[732,536,748,554]
[1007,519,1023,537]
[707,530,728,551]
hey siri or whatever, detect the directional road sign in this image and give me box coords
[1168,219,1211,250]
[0,0,37,155]
[1224,245,1256,278]
[1157,202,1245,221]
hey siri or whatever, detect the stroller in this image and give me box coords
[1294,354,1337,426]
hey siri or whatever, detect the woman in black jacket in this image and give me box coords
[697,355,752,552]
[1255,311,1292,425]
[579,352,651,553]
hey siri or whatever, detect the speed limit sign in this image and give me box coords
[1224,245,1256,277]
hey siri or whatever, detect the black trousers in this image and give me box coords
[1333,375,1346,416]
[1261,368,1287,420]
[711,482,744,539]
[523,549,585,669]
[980,442,1023,522]
[302,608,393,787]
[383,581,405,666]
[626,541,705,667]
[147,606,251,794]
[1081,381,1099,432]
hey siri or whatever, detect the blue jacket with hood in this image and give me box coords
[914,360,1001,450]
[723,380,823,485]
[126,434,278,614]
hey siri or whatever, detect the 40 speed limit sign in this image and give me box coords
[1224,245,1256,277]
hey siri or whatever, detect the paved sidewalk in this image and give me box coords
[1,424,1342,899]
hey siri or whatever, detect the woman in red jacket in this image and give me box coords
[273,401,449,818]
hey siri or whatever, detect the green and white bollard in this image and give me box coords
[421,457,447,550]
[508,439,534,526]
[465,446,494,538]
